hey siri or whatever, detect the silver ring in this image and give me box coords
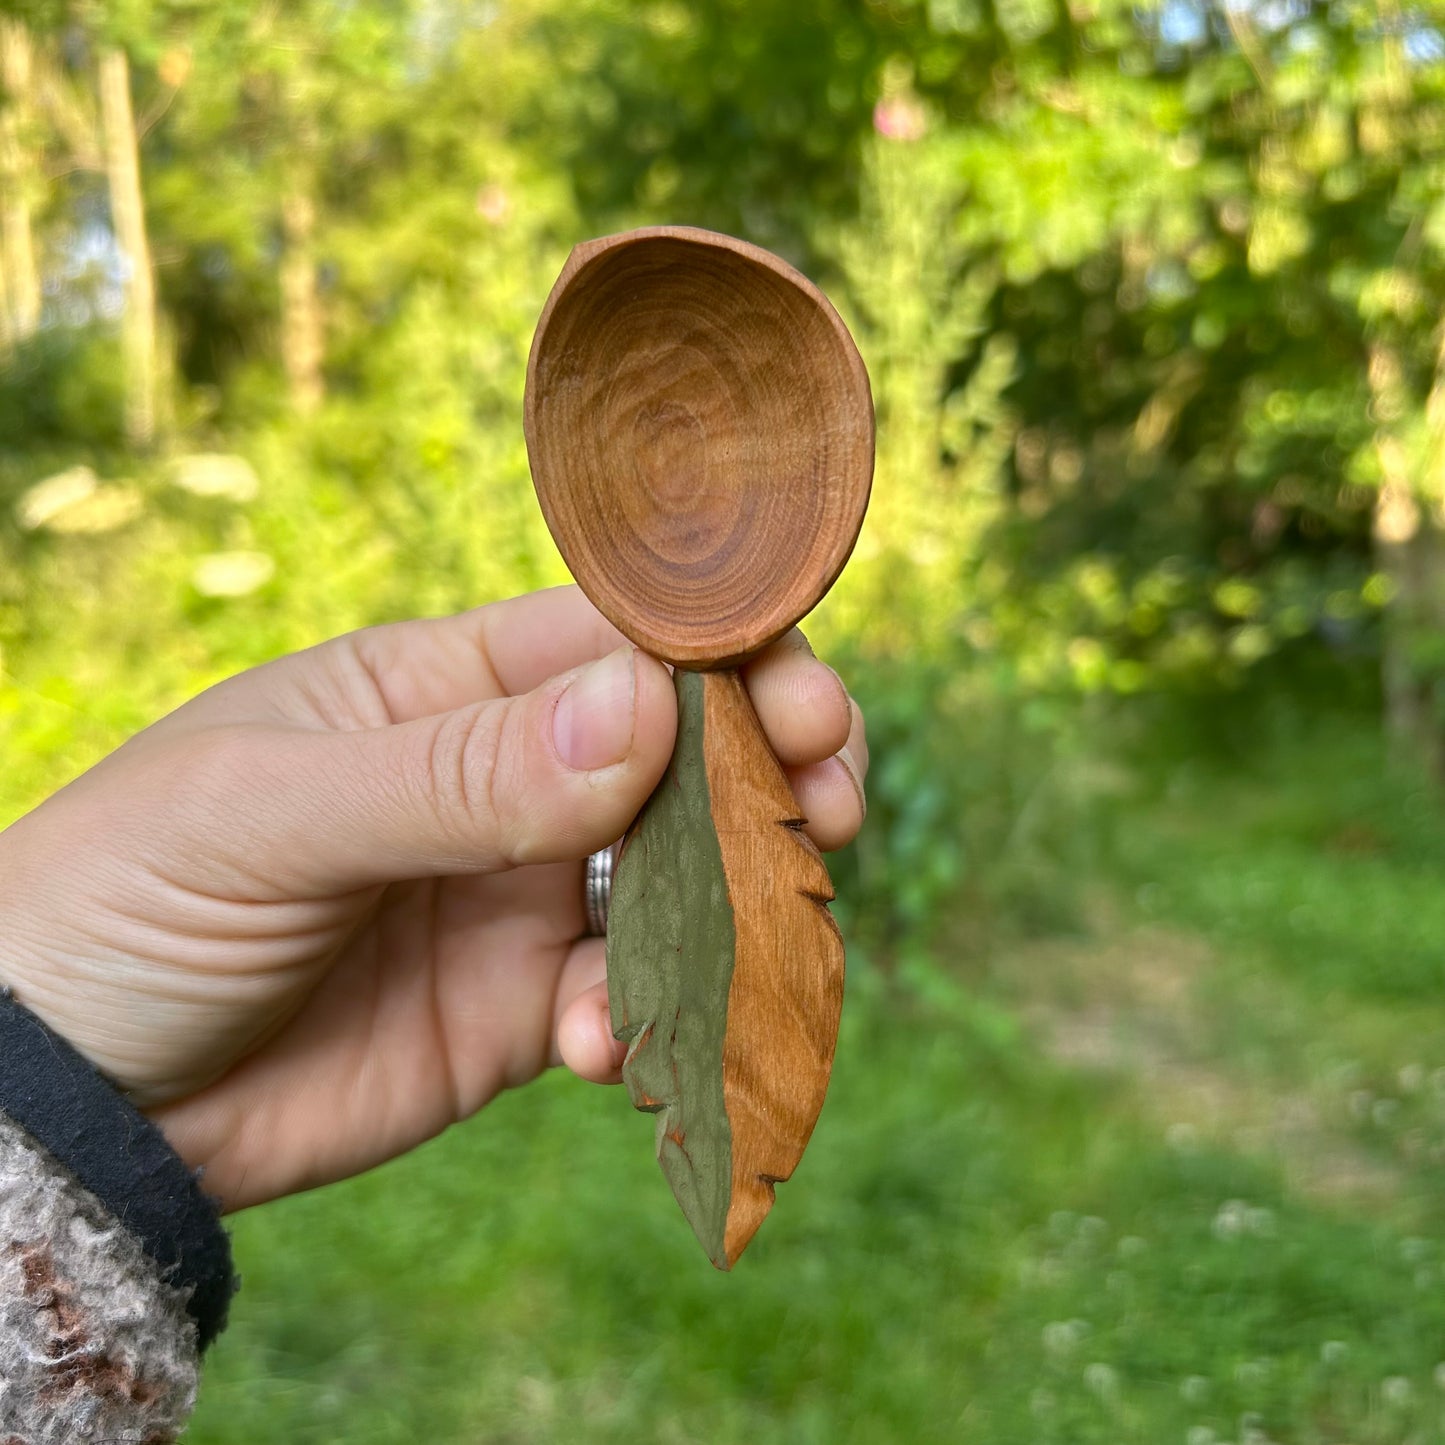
[584,842,621,937]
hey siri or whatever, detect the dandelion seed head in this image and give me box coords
[1212,1200,1249,1241]
[1167,1122,1200,1152]
[192,551,275,599]
[1043,1320,1085,1357]
[1382,1375,1412,1406]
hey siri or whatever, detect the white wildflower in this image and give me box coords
[1167,1122,1200,1152]
[192,550,275,598]
[171,453,260,503]
[1382,1375,1412,1407]
[1212,1200,1249,1241]
[16,466,97,529]
[1042,1320,1083,1358]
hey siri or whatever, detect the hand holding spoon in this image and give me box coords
[525,226,873,1266]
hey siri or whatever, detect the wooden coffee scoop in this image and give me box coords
[524,226,874,1267]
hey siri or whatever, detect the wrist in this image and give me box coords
[0,989,238,1350]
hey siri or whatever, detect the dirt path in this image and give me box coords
[997,921,1404,1206]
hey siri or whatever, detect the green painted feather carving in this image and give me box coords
[608,669,845,1268]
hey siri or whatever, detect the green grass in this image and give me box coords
[11,610,1445,1443]
[182,710,1445,1443]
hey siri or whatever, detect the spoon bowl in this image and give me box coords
[525,226,874,669]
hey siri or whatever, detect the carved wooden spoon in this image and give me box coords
[524,226,874,1267]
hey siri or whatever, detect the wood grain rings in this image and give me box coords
[524,227,874,670]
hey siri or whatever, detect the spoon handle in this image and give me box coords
[607,667,844,1269]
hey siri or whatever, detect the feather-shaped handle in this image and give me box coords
[609,669,844,1268]
[523,226,871,1263]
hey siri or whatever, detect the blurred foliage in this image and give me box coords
[2,0,1444,966]
[183,718,1445,1442]
[5,3,1445,1437]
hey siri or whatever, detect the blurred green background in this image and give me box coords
[5,1,1445,1440]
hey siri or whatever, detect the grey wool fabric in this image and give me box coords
[0,1109,199,1443]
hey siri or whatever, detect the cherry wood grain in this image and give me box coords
[527,227,870,1268]
[524,226,874,669]
[703,670,844,1265]
[605,667,845,1269]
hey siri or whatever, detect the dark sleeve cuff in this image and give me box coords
[0,987,237,1350]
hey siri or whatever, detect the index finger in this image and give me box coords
[340,585,628,722]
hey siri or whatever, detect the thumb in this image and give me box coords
[263,647,675,891]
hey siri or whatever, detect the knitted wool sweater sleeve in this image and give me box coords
[0,1109,200,1443]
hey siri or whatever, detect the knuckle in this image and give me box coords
[419,703,494,837]
[415,698,531,867]
[489,699,547,865]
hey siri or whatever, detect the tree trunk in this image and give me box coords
[0,240,10,354]
[0,18,42,349]
[1372,328,1445,780]
[98,46,158,448]
[1373,474,1432,769]
[279,177,324,414]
